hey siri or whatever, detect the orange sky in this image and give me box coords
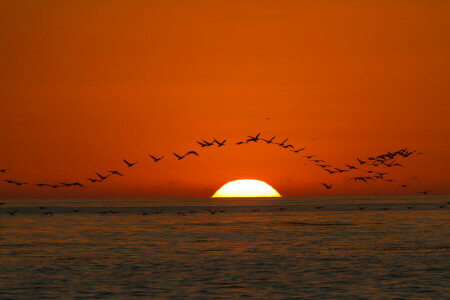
[1,1,449,198]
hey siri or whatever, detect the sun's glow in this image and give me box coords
[212,179,281,198]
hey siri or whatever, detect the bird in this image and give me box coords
[321,183,332,189]
[214,139,226,147]
[407,207,413,210]
[173,153,185,160]
[41,211,53,216]
[357,158,366,165]
[109,170,124,176]
[35,183,48,187]
[359,207,366,210]
[0,169,11,173]
[345,164,357,170]
[123,159,137,167]
[14,182,27,186]
[39,206,48,210]
[206,208,218,214]
[149,154,164,162]
[262,136,275,144]
[276,138,289,147]
[290,148,306,153]
[399,184,409,188]
[197,141,207,147]
[177,212,186,216]
[418,191,430,195]
[278,207,287,211]
[324,169,335,174]
[302,155,317,159]
[3,180,16,184]
[87,178,102,183]
[72,182,84,187]
[202,140,215,147]
[60,182,73,187]
[439,206,446,209]
[282,144,294,149]
[73,209,81,213]
[315,206,324,209]
[236,141,245,145]
[251,209,260,212]
[382,208,389,210]
[186,151,199,156]
[246,133,261,143]
[8,209,18,216]
[96,172,109,180]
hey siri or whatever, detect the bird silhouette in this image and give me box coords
[123,159,137,167]
[399,184,409,188]
[109,170,123,176]
[41,211,53,216]
[321,183,333,189]
[0,169,11,173]
[236,141,245,145]
[72,182,84,187]
[206,208,218,214]
[345,164,357,170]
[357,158,366,165]
[262,136,275,144]
[8,209,18,216]
[197,141,207,147]
[96,172,109,180]
[186,151,199,156]
[418,191,430,195]
[290,148,306,153]
[246,133,261,143]
[87,178,102,183]
[202,140,215,147]
[149,154,164,162]
[173,153,185,160]
[315,206,324,209]
[276,138,289,147]
[214,139,226,147]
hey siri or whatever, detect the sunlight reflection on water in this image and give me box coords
[0,196,448,299]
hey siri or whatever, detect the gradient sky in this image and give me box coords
[1,1,449,198]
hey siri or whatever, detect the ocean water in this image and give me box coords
[0,196,449,299]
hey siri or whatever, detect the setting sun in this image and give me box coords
[212,179,281,198]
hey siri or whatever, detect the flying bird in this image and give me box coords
[290,148,306,153]
[321,183,333,189]
[109,170,124,176]
[418,191,430,195]
[71,182,84,187]
[96,172,109,180]
[262,136,275,144]
[206,208,218,214]
[214,139,226,147]
[186,151,199,156]
[149,155,164,162]
[173,153,185,160]
[399,184,409,188]
[0,169,11,173]
[345,164,357,170]
[87,178,102,183]
[246,133,261,143]
[8,209,18,216]
[357,158,366,165]
[123,159,137,167]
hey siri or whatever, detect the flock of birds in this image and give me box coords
[0,132,433,196]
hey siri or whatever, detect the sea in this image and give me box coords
[0,196,449,299]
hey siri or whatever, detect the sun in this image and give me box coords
[212,179,281,198]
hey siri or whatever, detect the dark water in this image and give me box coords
[0,196,449,299]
